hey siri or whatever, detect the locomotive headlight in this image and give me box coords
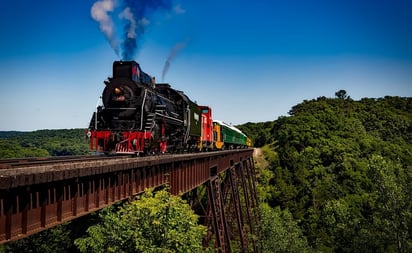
[114,87,122,95]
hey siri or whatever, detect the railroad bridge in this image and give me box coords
[0,149,260,252]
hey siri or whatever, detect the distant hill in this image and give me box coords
[0,129,89,158]
[0,131,28,139]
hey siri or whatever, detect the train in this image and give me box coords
[86,60,251,155]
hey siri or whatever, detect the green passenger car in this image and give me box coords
[213,120,248,149]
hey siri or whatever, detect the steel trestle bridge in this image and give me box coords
[0,149,260,252]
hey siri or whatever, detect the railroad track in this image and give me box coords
[0,149,252,171]
[0,155,115,169]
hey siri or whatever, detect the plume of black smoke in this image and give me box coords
[162,40,189,81]
[91,0,172,60]
[119,6,137,60]
[121,0,171,60]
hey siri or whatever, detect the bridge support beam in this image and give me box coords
[201,156,260,253]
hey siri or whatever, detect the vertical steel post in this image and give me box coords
[207,176,231,253]
[228,166,248,252]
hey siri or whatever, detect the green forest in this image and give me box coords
[239,93,412,252]
[1,93,412,252]
[0,129,90,158]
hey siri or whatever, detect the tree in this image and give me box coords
[367,155,412,253]
[335,89,349,99]
[75,189,209,253]
[260,203,312,253]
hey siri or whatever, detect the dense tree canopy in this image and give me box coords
[253,95,412,252]
[74,189,209,253]
[237,121,274,147]
[260,203,312,253]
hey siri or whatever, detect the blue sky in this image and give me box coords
[0,0,411,131]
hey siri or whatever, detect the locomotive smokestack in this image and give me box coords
[162,40,189,81]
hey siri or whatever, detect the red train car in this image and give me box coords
[198,106,213,151]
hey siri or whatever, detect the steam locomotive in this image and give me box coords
[86,60,250,155]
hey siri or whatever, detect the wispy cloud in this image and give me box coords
[173,4,186,14]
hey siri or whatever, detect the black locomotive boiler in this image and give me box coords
[87,61,202,155]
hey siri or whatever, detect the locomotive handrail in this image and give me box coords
[105,108,137,110]
[155,112,184,124]
[140,89,148,129]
